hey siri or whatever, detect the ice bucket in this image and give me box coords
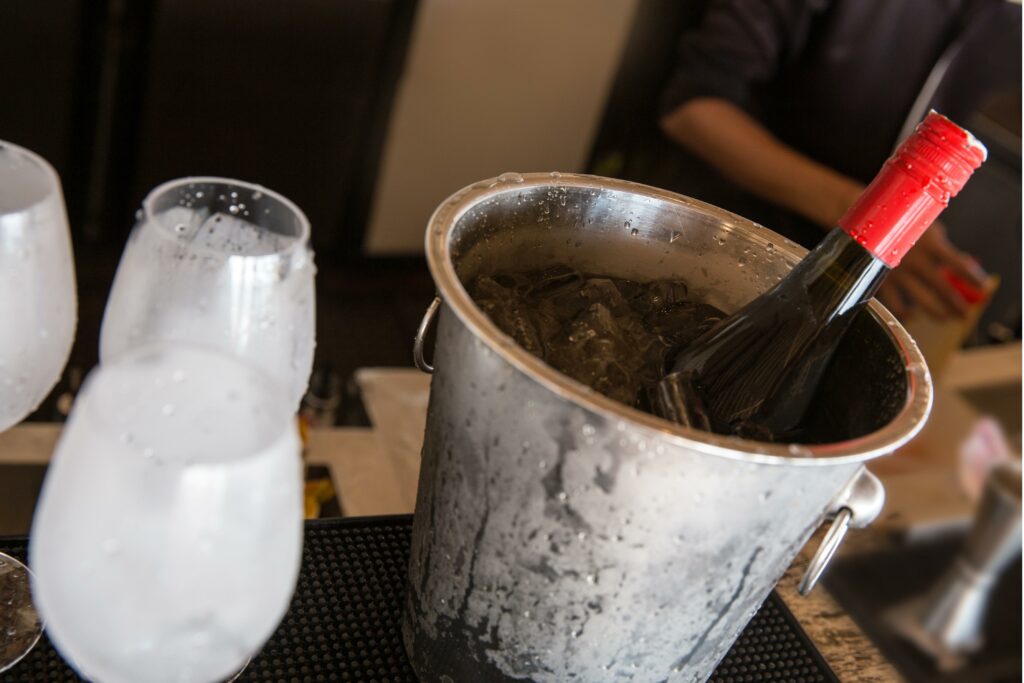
[403,173,931,682]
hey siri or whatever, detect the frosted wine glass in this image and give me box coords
[0,140,77,673]
[100,177,315,410]
[0,141,77,430]
[30,343,303,683]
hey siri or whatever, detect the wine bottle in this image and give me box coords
[657,111,987,441]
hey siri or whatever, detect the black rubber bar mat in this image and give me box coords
[1,515,836,682]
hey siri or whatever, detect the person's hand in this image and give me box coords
[875,221,986,320]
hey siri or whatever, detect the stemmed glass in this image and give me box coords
[0,140,77,673]
[30,343,303,683]
[100,177,316,410]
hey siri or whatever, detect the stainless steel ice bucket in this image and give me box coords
[403,173,932,682]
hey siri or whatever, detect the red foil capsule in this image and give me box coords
[838,111,987,267]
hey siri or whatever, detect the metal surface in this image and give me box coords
[413,296,441,373]
[887,461,1022,670]
[799,469,886,595]
[405,173,934,682]
[800,509,853,597]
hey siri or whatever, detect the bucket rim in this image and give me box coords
[424,172,933,467]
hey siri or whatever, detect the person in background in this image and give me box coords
[657,0,1021,321]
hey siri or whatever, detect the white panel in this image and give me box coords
[363,0,640,255]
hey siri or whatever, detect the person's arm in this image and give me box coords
[659,97,863,229]
[660,97,986,318]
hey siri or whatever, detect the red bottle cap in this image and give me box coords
[838,111,987,267]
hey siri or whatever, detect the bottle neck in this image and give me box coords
[784,229,890,322]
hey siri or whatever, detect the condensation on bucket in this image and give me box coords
[405,174,931,683]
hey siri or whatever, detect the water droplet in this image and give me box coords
[758,491,771,503]
[171,370,185,383]
[195,191,204,199]
[630,228,639,236]
[523,610,531,618]
[497,172,524,184]
[787,444,811,457]
[585,574,596,585]
[571,629,582,638]
[549,171,561,179]
[765,242,775,253]
[101,539,121,555]
[228,204,240,215]
[141,447,155,459]
[669,231,681,243]
[577,531,587,541]
[161,403,176,417]
[120,432,135,445]
[557,491,567,502]
[251,190,262,200]
[174,223,187,234]
[230,191,238,199]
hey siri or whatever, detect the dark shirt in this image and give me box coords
[654,0,1020,247]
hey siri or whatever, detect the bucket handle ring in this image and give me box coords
[414,296,442,373]
[799,467,885,595]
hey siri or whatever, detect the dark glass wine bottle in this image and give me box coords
[656,112,987,441]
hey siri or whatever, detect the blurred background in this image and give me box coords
[2,1,1021,678]
[3,0,1019,421]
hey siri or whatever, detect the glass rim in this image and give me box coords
[0,139,62,218]
[142,176,311,261]
[79,340,297,465]
[0,551,44,674]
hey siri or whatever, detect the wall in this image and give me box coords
[363,0,640,255]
